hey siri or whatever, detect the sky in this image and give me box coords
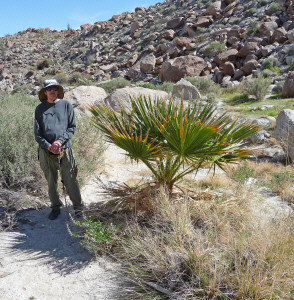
[0,0,164,37]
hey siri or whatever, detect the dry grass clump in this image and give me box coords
[228,160,294,203]
[113,186,294,299]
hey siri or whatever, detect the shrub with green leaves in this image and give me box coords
[232,161,256,185]
[201,41,226,57]
[185,76,220,94]
[262,57,280,74]
[73,218,119,254]
[98,78,130,94]
[267,2,280,14]
[247,7,257,16]
[36,58,53,70]
[0,95,40,188]
[69,72,92,85]
[242,74,271,101]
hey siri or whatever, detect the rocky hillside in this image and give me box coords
[0,0,294,93]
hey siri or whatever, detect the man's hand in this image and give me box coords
[48,140,62,154]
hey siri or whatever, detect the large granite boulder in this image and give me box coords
[160,55,205,83]
[282,71,294,97]
[64,86,107,115]
[274,109,294,161]
[171,78,201,100]
[104,87,168,112]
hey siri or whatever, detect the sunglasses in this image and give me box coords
[46,86,59,91]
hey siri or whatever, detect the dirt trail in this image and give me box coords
[0,144,142,300]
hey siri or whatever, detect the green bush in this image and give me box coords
[0,95,40,188]
[54,72,69,84]
[263,57,279,70]
[247,7,257,16]
[185,76,220,94]
[137,82,174,93]
[36,58,54,70]
[242,74,271,101]
[267,2,280,14]
[73,218,119,254]
[69,72,92,85]
[233,161,256,185]
[201,41,226,57]
[158,82,174,93]
[137,83,156,89]
[257,0,269,7]
[98,78,130,94]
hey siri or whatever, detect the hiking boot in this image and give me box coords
[48,208,61,220]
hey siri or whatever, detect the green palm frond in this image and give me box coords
[89,95,258,192]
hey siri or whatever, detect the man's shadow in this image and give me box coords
[0,206,92,275]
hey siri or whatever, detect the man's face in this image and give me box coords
[45,86,58,102]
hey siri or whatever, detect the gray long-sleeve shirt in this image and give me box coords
[34,99,76,149]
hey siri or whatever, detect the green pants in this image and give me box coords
[39,147,83,210]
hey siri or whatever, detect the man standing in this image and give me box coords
[35,79,84,220]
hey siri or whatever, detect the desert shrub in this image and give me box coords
[272,80,284,94]
[242,74,271,101]
[54,72,69,84]
[36,58,54,70]
[137,82,174,93]
[0,95,40,188]
[257,0,269,7]
[137,83,156,90]
[158,82,174,93]
[72,116,105,187]
[185,76,221,94]
[231,18,241,25]
[73,218,119,255]
[98,78,130,94]
[231,161,256,185]
[247,7,257,16]
[201,41,226,57]
[108,187,294,299]
[267,2,280,14]
[288,58,294,71]
[69,72,92,85]
[263,57,280,74]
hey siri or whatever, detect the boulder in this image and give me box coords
[194,17,212,27]
[271,27,287,43]
[213,49,238,65]
[104,87,168,112]
[206,1,222,16]
[172,78,201,100]
[274,109,294,161]
[222,61,235,75]
[241,59,258,75]
[64,86,107,115]
[249,130,270,144]
[259,22,278,35]
[160,55,205,82]
[282,71,294,97]
[237,42,259,58]
[140,54,156,73]
[167,17,185,29]
[160,30,175,41]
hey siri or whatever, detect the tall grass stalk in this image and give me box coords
[114,187,294,299]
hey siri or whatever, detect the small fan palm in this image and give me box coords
[89,96,258,193]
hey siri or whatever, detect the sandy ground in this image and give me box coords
[0,144,140,300]
[0,144,293,300]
